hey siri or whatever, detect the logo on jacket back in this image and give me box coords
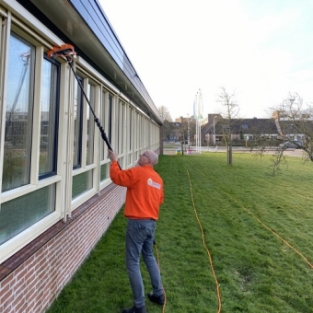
[147,178,161,190]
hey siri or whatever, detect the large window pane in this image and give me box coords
[100,90,106,161]
[73,76,83,168]
[108,95,113,144]
[0,185,56,244]
[86,83,95,165]
[118,102,125,153]
[2,33,35,192]
[116,102,120,152]
[72,170,93,199]
[39,57,59,178]
[129,108,132,150]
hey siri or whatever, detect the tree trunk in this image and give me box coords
[227,143,233,165]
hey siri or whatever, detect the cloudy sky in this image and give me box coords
[98,0,313,120]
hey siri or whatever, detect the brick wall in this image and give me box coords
[0,184,126,313]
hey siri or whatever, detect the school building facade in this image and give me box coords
[0,1,162,312]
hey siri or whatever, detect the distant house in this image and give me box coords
[169,122,182,141]
[168,113,313,146]
[272,110,313,141]
[202,114,279,146]
[168,117,195,142]
[275,120,313,142]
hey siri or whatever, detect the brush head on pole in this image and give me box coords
[47,44,76,59]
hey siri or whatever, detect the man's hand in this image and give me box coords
[108,150,118,162]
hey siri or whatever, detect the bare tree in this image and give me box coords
[158,106,172,122]
[217,87,240,165]
[158,106,173,141]
[270,92,313,174]
[180,116,191,154]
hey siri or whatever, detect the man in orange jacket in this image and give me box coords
[109,150,165,313]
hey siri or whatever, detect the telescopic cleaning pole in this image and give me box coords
[47,44,121,168]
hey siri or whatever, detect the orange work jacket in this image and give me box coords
[110,161,164,220]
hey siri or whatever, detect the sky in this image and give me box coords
[98,0,313,120]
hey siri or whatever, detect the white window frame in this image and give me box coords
[0,13,64,264]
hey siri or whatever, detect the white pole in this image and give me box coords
[198,90,201,154]
[195,93,198,153]
[196,92,200,153]
[187,113,190,150]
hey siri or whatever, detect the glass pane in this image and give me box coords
[73,77,83,168]
[86,83,95,165]
[100,90,106,161]
[100,163,108,181]
[0,184,56,244]
[72,170,93,199]
[116,103,120,152]
[39,58,59,177]
[108,95,112,144]
[129,108,132,150]
[2,33,35,192]
[119,103,125,153]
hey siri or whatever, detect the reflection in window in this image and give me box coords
[72,170,93,199]
[100,164,108,181]
[116,103,120,153]
[108,95,113,145]
[73,76,83,168]
[100,90,106,161]
[86,83,95,165]
[118,102,125,154]
[128,108,133,165]
[39,57,59,178]
[129,108,132,150]
[2,33,35,192]
[0,185,56,244]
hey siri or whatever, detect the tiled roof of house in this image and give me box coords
[204,118,277,134]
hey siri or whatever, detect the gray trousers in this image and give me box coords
[125,219,163,308]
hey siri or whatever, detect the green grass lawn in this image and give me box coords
[47,152,313,313]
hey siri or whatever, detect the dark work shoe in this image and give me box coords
[147,292,165,305]
[122,306,147,313]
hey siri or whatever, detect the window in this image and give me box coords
[100,164,108,181]
[129,107,132,150]
[100,90,110,182]
[86,82,95,165]
[116,102,120,152]
[117,101,125,154]
[72,170,93,199]
[128,107,133,165]
[0,31,61,246]
[108,95,113,145]
[2,32,35,192]
[72,76,97,198]
[0,185,56,244]
[100,90,106,161]
[39,57,60,178]
[73,75,83,168]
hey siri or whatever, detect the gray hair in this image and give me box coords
[145,150,158,166]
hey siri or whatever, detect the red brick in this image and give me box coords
[0,184,124,313]
[2,292,14,312]
[0,281,10,298]
[1,287,13,306]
